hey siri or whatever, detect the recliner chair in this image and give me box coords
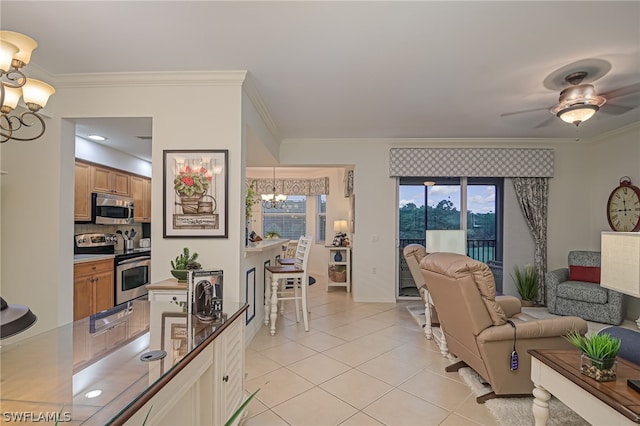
[420,252,588,402]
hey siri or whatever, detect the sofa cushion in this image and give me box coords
[558,281,608,304]
[598,327,640,365]
[569,265,601,284]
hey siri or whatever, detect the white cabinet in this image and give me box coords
[125,303,247,426]
[327,246,351,292]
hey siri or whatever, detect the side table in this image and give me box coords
[326,245,351,292]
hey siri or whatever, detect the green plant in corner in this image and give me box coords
[245,179,259,221]
[565,331,621,369]
[511,264,539,302]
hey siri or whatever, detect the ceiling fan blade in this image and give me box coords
[600,103,635,115]
[533,116,557,128]
[600,82,640,101]
[500,106,550,118]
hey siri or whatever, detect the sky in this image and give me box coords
[399,184,495,214]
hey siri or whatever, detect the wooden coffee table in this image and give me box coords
[529,349,640,426]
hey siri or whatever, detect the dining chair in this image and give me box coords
[264,235,313,335]
[278,239,299,266]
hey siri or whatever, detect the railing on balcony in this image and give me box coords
[398,238,501,297]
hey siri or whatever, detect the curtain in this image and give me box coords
[512,177,549,304]
[251,177,329,196]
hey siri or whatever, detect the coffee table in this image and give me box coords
[529,349,640,426]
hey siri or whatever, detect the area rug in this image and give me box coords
[458,367,590,426]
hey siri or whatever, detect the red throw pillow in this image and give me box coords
[569,265,601,284]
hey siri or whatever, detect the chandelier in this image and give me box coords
[0,31,56,143]
[261,168,287,209]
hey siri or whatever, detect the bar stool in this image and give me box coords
[265,235,313,335]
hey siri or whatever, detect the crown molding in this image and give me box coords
[242,73,282,143]
[51,70,248,88]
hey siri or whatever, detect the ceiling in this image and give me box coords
[2,1,639,161]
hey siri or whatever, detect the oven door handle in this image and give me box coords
[117,256,151,265]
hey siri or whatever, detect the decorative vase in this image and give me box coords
[334,251,343,262]
[580,353,617,381]
[170,269,189,283]
[520,299,535,307]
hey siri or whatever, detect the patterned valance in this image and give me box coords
[389,148,554,178]
[250,177,329,196]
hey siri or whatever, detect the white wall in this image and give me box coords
[1,72,246,341]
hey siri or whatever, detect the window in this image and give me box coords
[262,195,306,240]
[317,194,326,243]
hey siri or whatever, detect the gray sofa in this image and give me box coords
[546,250,625,325]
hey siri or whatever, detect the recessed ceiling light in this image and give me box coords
[87,134,107,141]
[85,389,102,399]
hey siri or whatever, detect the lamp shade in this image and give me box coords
[333,220,348,233]
[1,85,22,111]
[0,40,18,72]
[557,104,599,125]
[601,232,640,297]
[0,31,37,66]
[425,230,466,254]
[22,78,55,110]
[0,297,37,339]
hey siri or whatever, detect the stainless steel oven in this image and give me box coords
[115,251,150,305]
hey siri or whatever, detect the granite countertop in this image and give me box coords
[0,299,246,425]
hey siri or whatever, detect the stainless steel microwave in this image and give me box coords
[92,193,134,225]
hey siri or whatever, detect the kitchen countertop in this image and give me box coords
[0,298,246,425]
[74,254,116,264]
[244,238,289,253]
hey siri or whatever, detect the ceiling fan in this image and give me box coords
[501,62,640,128]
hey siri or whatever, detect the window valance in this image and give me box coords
[389,148,554,178]
[250,177,330,196]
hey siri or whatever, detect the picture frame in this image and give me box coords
[163,150,228,238]
[344,169,354,197]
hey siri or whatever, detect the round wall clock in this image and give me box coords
[606,176,640,232]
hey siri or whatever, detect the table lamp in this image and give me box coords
[600,231,640,392]
[333,220,349,246]
[425,230,467,254]
[0,297,37,339]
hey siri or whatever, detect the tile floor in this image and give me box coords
[244,279,499,426]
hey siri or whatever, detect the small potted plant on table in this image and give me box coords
[565,331,621,381]
[170,247,202,282]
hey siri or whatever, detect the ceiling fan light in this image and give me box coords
[557,104,599,125]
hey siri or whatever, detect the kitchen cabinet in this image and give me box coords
[214,317,245,425]
[74,258,115,321]
[74,162,92,221]
[91,164,131,197]
[131,175,151,223]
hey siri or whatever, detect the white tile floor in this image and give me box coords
[244,279,499,426]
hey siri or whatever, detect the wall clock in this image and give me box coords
[606,176,640,232]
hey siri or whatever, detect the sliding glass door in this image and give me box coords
[398,177,503,299]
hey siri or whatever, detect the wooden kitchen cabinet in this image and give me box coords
[91,165,131,197]
[74,258,115,321]
[74,162,92,221]
[131,175,151,223]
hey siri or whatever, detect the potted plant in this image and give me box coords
[511,264,539,306]
[565,331,621,381]
[170,247,202,282]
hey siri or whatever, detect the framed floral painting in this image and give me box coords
[163,150,228,238]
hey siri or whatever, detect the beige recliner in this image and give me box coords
[420,252,588,402]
